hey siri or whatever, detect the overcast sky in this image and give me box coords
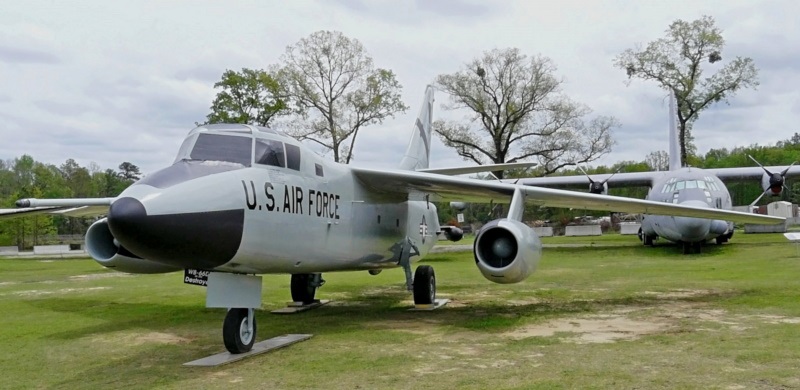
[1,0,798,175]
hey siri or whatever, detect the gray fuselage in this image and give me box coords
[641,167,733,243]
[108,125,439,275]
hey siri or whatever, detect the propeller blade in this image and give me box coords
[749,188,769,208]
[601,166,625,185]
[780,161,798,176]
[577,166,595,184]
[748,154,774,176]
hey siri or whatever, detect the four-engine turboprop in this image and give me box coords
[514,95,800,254]
[0,86,784,353]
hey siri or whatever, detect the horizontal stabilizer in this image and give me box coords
[418,162,536,176]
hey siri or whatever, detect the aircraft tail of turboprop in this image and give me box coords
[668,91,681,171]
[398,85,435,171]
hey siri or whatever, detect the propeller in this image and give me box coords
[578,166,623,194]
[747,154,797,207]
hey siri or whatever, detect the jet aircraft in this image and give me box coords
[0,86,784,353]
[514,96,800,254]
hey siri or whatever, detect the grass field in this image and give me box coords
[2,233,800,389]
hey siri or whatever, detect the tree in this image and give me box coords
[277,30,408,163]
[434,48,617,178]
[645,150,670,171]
[118,162,141,182]
[202,68,288,127]
[615,15,759,167]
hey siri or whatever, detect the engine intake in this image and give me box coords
[473,219,541,284]
[86,218,180,274]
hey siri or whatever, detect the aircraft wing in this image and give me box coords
[708,165,800,182]
[512,171,658,189]
[418,162,537,176]
[0,198,115,221]
[352,167,783,225]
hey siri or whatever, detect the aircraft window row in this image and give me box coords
[315,163,324,177]
[254,139,302,171]
[190,133,253,167]
[661,180,720,193]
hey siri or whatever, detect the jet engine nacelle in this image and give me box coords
[473,219,542,284]
[85,218,180,274]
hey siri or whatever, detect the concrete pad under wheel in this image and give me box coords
[271,299,331,314]
[409,298,450,311]
[183,334,313,367]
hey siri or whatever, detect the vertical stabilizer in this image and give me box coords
[399,85,435,171]
[668,91,681,171]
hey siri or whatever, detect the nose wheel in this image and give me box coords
[223,308,257,354]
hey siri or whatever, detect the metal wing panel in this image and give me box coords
[0,198,115,220]
[418,162,537,176]
[514,171,658,189]
[352,167,783,225]
[709,166,800,181]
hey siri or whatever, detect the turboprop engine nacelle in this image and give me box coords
[473,219,542,284]
[761,172,784,196]
[85,218,180,274]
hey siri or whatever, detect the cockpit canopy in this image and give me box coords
[174,124,301,170]
[660,177,722,193]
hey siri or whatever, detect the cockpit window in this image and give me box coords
[189,133,252,166]
[661,179,721,193]
[285,143,301,171]
[255,139,285,168]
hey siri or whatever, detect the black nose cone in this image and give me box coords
[107,197,244,269]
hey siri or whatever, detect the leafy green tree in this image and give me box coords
[277,30,409,163]
[202,68,288,127]
[615,15,759,166]
[435,48,618,179]
[117,162,141,182]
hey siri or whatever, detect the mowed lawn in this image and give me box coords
[1,233,800,389]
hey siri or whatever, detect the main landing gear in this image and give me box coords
[681,241,702,254]
[413,265,436,305]
[639,228,655,246]
[397,237,437,306]
[290,273,325,304]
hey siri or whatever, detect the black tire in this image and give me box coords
[413,265,436,305]
[693,242,702,254]
[223,308,257,354]
[715,235,726,245]
[643,233,654,246]
[681,242,691,255]
[637,227,643,242]
[291,274,317,304]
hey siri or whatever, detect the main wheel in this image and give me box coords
[643,233,654,246]
[291,273,317,304]
[413,265,436,305]
[223,308,257,354]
